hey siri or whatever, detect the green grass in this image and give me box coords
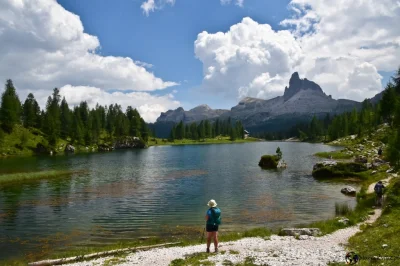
[314,151,354,160]
[0,125,50,156]
[170,253,216,266]
[335,202,353,216]
[0,170,86,186]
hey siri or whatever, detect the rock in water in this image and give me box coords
[258,155,280,169]
[341,186,356,196]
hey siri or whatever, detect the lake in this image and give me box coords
[0,142,356,261]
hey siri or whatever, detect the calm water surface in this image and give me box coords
[0,142,357,261]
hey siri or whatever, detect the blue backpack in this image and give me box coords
[208,208,221,225]
[374,183,384,195]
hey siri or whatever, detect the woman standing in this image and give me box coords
[205,199,221,253]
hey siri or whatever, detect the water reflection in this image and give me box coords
[0,142,354,262]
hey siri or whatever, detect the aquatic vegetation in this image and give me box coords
[335,202,353,216]
[0,169,87,186]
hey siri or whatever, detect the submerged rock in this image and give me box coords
[341,186,356,196]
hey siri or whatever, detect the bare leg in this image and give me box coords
[206,232,212,251]
[213,232,219,251]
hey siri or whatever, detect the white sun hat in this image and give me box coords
[207,199,217,207]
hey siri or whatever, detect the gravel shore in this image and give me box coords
[64,209,381,266]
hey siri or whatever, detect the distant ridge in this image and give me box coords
[151,72,378,137]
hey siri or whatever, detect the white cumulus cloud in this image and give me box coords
[0,0,177,92]
[141,0,243,16]
[0,0,178,121]
[58,85,180,123]
[195,0,400,102]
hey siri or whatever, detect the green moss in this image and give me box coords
[258,155,280,169]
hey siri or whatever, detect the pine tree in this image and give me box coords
[60,97,71,139]
[198,121,205,140]
[22,93,40,128]
[43,88,61,145]
[229,124,236,140]
[380,83,397,125]
[71,107,84,144]
[0,79,21,132]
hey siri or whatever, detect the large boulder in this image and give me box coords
[64,144,75,153]
[258,155,280,169]
[312,162,368,179]
[281,228,321,237]
[341,186,357,196]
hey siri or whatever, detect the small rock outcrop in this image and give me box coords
[312,162,367,179]
[341,186,357,196]
[64,144,75,153]
[258,155,280,169]
[281,228,321,237]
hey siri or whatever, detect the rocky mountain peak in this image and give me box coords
[191,104,211,111]
[284,72,324,101]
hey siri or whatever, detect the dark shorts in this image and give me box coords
[206,224,219,232]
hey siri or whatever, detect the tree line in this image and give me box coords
[169,118,245,141]
[0,79,152,149]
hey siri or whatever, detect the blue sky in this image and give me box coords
[57,0,293,109]
[0,0,398,122]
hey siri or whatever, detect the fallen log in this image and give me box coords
[28,242,181,266]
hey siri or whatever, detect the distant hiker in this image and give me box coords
[205,199,221,253]
[374,181,385,206]
[378,147,383,156]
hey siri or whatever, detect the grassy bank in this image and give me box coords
[344,178,400,266]
[314,151,353,160]
[0,169,86,186]
[147,137,260,147]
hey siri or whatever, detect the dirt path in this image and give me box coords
[367,174,395,193]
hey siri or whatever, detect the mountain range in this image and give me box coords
[150,72,378,137]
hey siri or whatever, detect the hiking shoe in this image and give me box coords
[206,248,210,253]
[215,247,218,253]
